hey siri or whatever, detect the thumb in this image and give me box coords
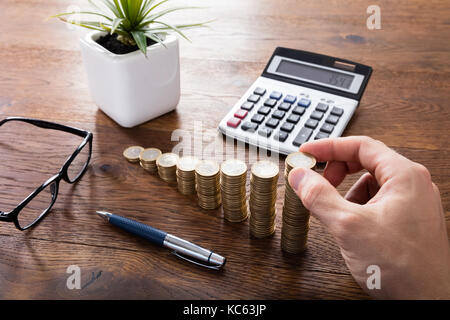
[288,167,356,228]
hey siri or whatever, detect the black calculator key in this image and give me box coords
[315,103,329,112]
[265,118,280,128]
[310,111,324,120]
[287,114,300,124]
[278,102,291,111]
[247,94,260,103]
[274,131,288,142]
[292,106,305,115]
[270,91,282,100]
[272,110,285,119]
[325,114,339,125]
[264,98,277,108]
[331,106,344,117]
[251,114,265,124]
[280,122,295,133]
[293,127,313,147]
[320,123,334,134]
[241,102,254,111]
[253,87,266,96]
[258,106,271,115]
[258,127,273,137]
[315,132,329,140]
[283,95,297,104]
[305,118,318,129]
[241,122,258,132]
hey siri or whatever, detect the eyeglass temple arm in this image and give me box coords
[0,117,89,138]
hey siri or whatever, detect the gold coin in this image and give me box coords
[177,156,199,172]
[195,160,220,177]
[123,146,144,163]
[251,160,279,179]
[140,148,162,163]
[285,152,316,173]
[156,153,179,168]
[221,159,247,177]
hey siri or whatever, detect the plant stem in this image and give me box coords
[117,34,136,46]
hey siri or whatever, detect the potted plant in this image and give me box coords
[53,0,209,128]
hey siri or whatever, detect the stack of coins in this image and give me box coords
[249,161,279,238]
[195,160,221,210]
[156,153,179,183]
[220,159,248,222]
[139,148,161,173]
[123,146,144,163]
[281,152,316,254]
[176,156,199,195]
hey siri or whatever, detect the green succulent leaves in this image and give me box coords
[52,0,210,56]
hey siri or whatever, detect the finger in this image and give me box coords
[299,136,411,186]
[345,172,380,205]
[323,160,364,187]
[289,167,359,229]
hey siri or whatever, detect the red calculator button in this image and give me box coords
[234,109,248,119]
[227,117,241,128]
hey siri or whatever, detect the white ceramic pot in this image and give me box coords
[80,31,180,128]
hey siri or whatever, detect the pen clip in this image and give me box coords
[171,251,222,271]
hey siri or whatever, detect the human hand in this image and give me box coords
[288,136,450,299]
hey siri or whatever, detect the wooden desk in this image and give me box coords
[0,0,448,299]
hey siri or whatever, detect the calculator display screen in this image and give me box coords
[276,59,355,89]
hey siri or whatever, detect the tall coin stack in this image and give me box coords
[156,153,179,183]
[249,161,279,238]
[139,148,161,173]
[195,160,221,210]
[176,156,199,195]
[220,159,248,222]
[281,152,316,254]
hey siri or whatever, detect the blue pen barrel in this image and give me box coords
[109,214,167,246]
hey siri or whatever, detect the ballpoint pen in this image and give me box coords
[96,211,226,270]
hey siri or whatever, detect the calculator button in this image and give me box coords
[258,127,273,137]
[272,110,285,119]
[270,91,283,100]
[247,94,260,103]
[251,114,265,124]
[226,117,241,128]
[320,123,334,134]
[293,127,313,147]
[264,98,277,108]
[234,109,248,119]
[274,131,288,142]
[315,103,329,112]
[241,122,258,132]
[330,107,344,117]
[278,102,291,112]
[292,106,305,115]
[241,102,254,111]
[280,122,295,133]
[257,106,271,116]
[287,114,300,124]
[310,111,324,120]
[315,132,330,140]
[305,119,319,129]
[283,95,297,104]
[266,118,280,128]
[325,114,339,125]
[297,98,311,108]
[253,87,266,96]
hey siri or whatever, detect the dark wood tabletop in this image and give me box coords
[0,0,448,299]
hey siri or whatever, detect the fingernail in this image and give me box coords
[289,168,306,191]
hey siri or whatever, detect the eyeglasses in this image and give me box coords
[0,117,93,230]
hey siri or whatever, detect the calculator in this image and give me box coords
[218,47,372,155]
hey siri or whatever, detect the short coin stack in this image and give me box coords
[123,146,144,163]
[281,152,316,254]
[220,159,248,222]
[195,160,221,210]
[156,153,179,183]
[176,156,199,195]
[249,161,279,238]
[139,148,161,173]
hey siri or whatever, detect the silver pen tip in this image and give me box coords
[96,211,111,221]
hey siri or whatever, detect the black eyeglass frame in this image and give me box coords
[0,117,93,230]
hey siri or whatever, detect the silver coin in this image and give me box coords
[251,160,279,179]
[221,159,247,177]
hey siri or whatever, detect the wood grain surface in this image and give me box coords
[0,0,449,299]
